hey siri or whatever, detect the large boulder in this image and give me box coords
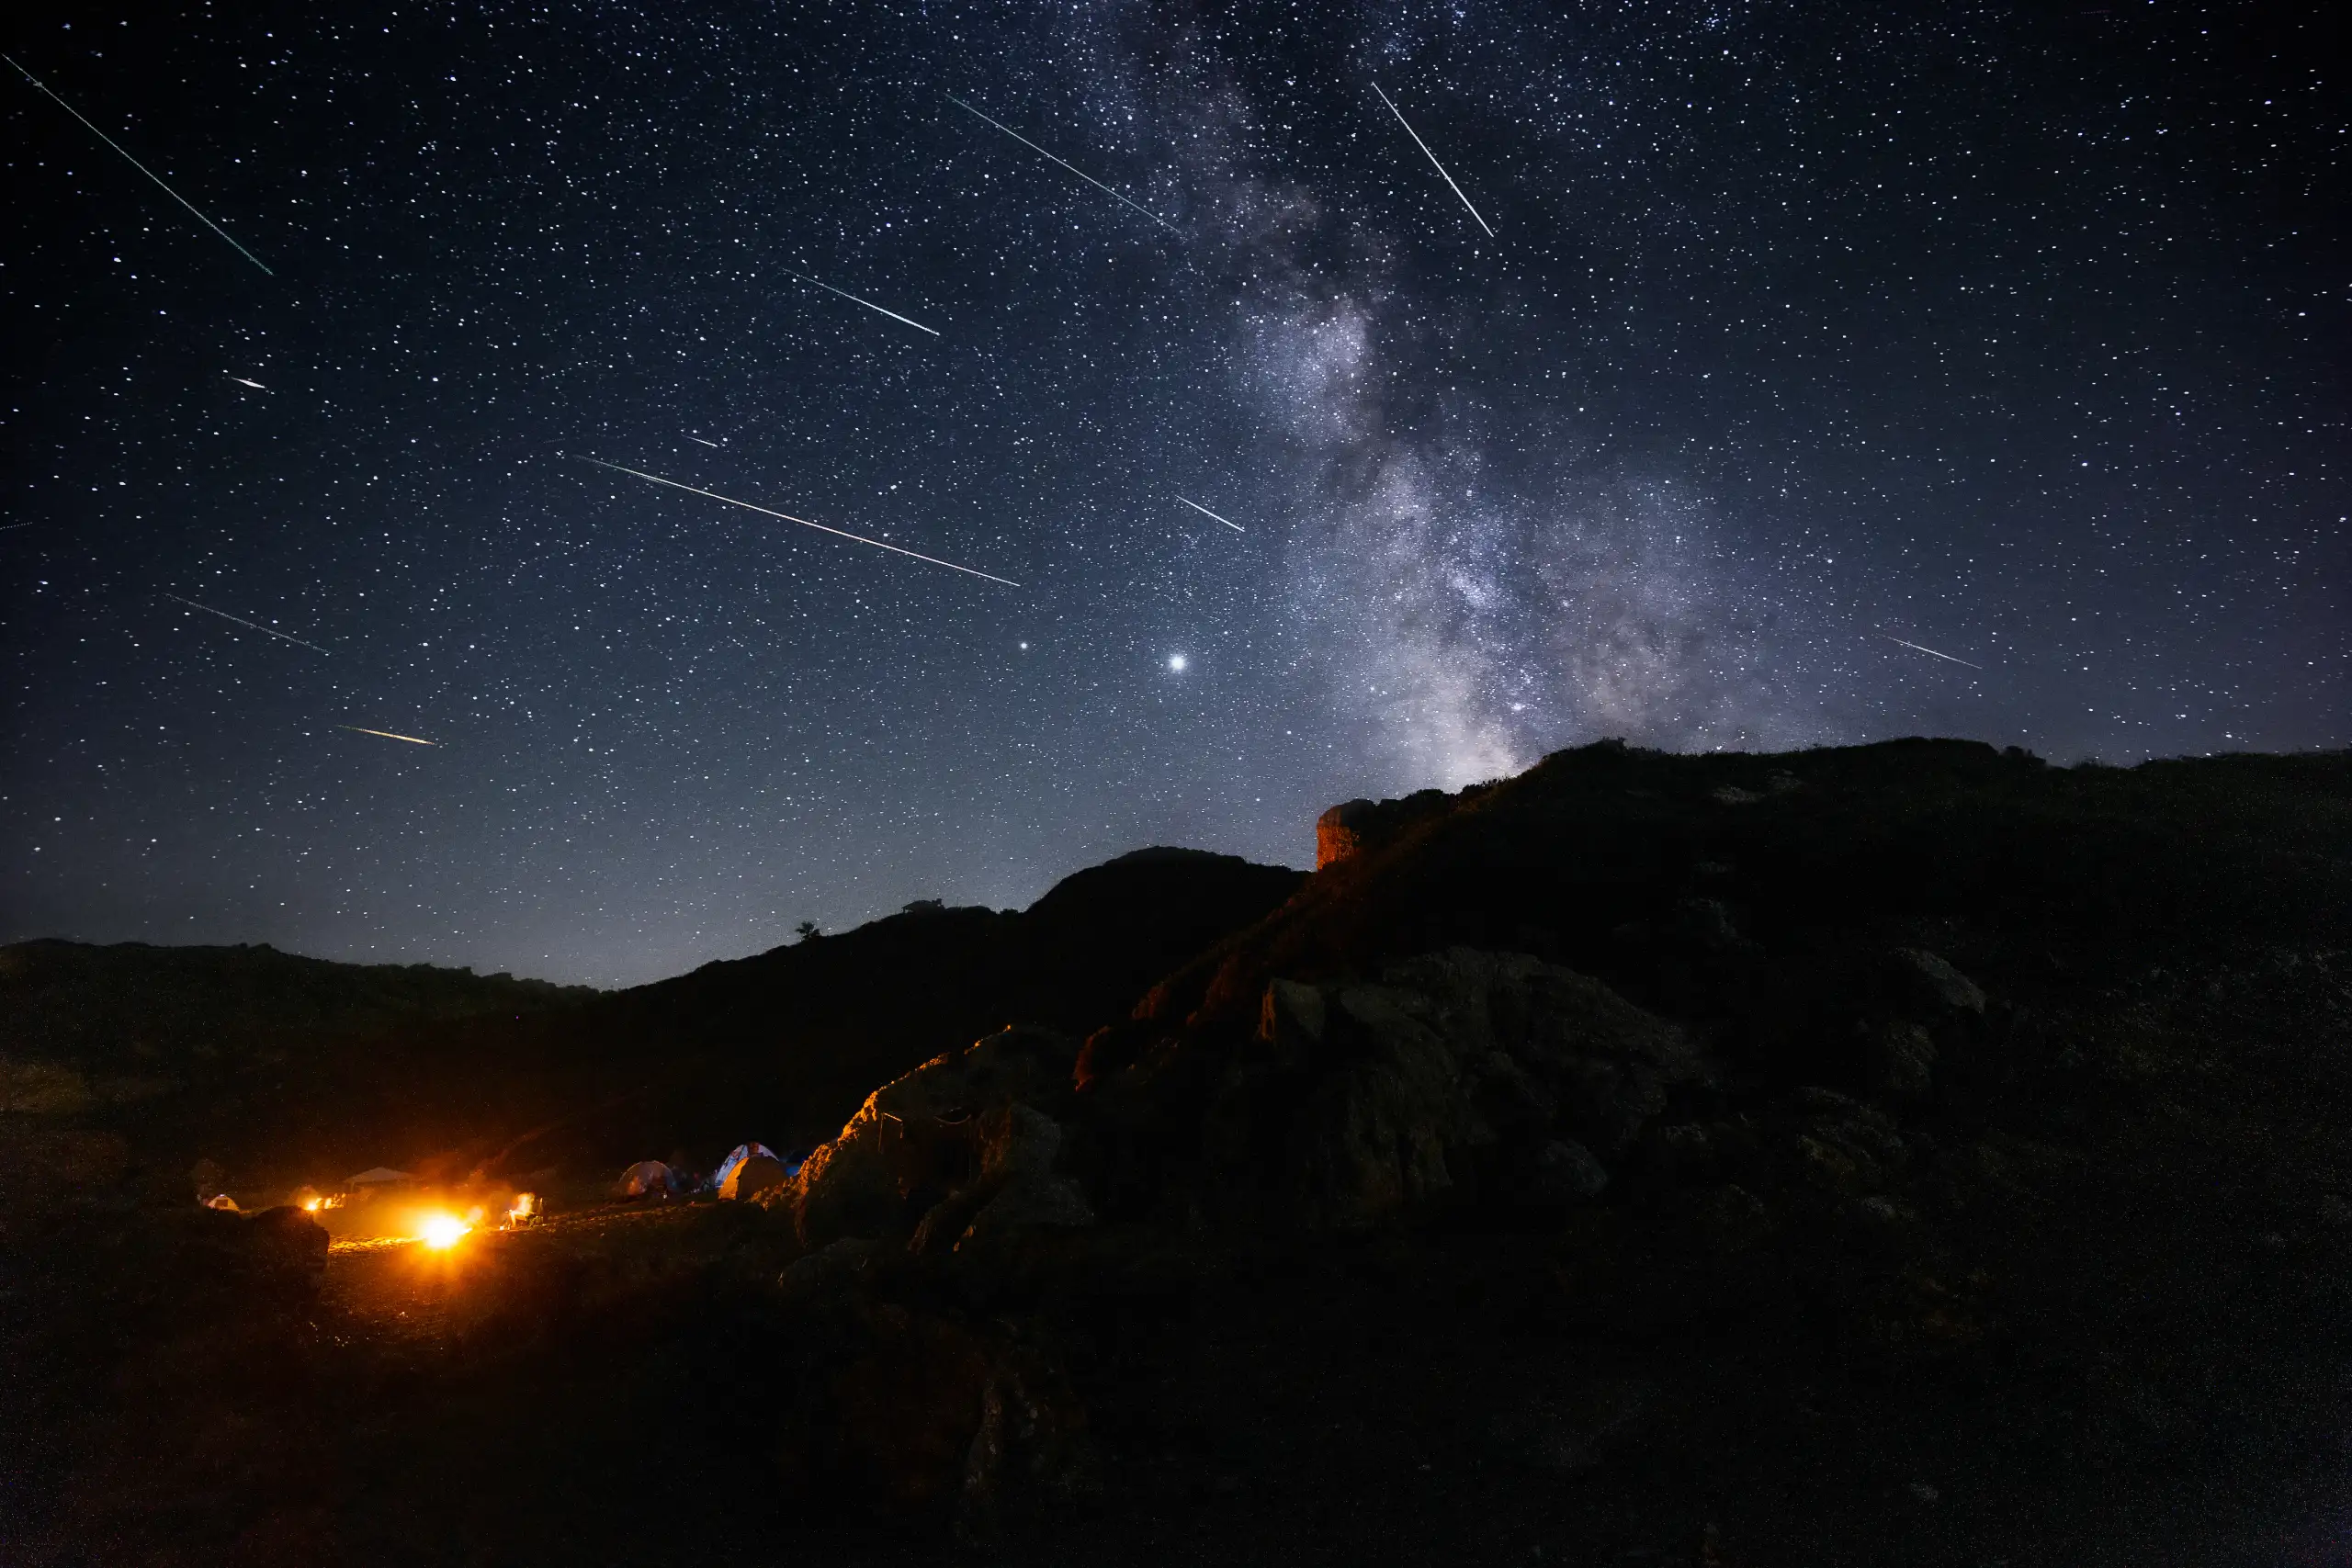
[1206,948,1713,1229]
[773,1026,1080,1248]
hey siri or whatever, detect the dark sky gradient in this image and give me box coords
[3,2,2341,985]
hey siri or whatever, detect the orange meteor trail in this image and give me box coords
[342,727,438,747]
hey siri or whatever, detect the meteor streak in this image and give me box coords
[342,726,437,747]
[163,592,332,654]
[1176,496,1244,533]
[686,436,721,448]
[571,456,1018,588]
[229,376,267,390]
[0,522,37,534]
[5,54,275,276]
[947,95,1179,234]
[1880,634,1984,671]
[1369,79,1495,238]
[781,270,940,336]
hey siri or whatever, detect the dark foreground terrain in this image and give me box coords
[6,739,2352,1566]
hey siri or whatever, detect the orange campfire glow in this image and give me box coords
[417,1213,471,1249]
[507,1193,537,1223]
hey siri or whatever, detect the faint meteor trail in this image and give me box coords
[163,592,332,654]
[1176,496,1244,533]
[1369,79,1495,238]
[5,54,275,276]
[570,456,1018,588]
[782,270,940,336]
[947,94,1179,234]
[0,522,38,534]
[1880,634,1984,671]
[229,376,267,390]
[686,436,721,448]
[343,726,437,747]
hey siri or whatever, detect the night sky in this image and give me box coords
[3,3,2341,986]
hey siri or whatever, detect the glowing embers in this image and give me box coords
[505,1192,539,1226]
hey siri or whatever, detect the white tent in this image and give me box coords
[708,1143,778,1193]
[719,1153,787,1201]
[617,1159,678,1198]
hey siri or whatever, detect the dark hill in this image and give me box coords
[0,846,1305,1196]
[0,940,589,1112]
[1114,736,2350,1044]
[489,845,1308,1176]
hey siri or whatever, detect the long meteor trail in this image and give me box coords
[5,54,275,275]
[1176,496,1244,533]
[571,456,1018,588]
[1880,634,1984,671]
[164,592,332,654]
[1370,79,1495,238]
[947,94,1179,234]
[782,270,940,336]
[343,726,437,747]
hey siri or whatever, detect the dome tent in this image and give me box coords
[616,1159,681,1199]
[708,1143,782,1200]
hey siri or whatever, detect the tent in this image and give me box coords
[617,1159,680,1199]
[719,1153,787,1201]
[344,1168,416,1204]
[707,1143,779,1194]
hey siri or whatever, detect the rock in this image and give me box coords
[780,1025,1080,1247]
[1212,948,1710,1228]
[1866,1021,1939,1101]
[976,1102,1063,1183]
[787,1303,1095,1537]
[1792,1089,1908,1193]
[1316,799,1379,868]
[778,1236,892,1299]
[958,1174,1096,1248]
[1259,977,1328,1061]
[1526,1139,1611,1204]
[1889,949,1987,1017]
[1486,1377,1663,1473]
[1310,788,1456,869]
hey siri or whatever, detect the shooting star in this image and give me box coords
[1880,634,1984,671]
[0,522,38,534]
[570,456,1018,588]
[947,94,1180,234]
[1176,496,1244,533]
[229,376,267,390]
[1369,79,1495,238]
[782,270,940,337]
[342,726,437,747]
[686,436,721,449]
[163,592,332,654]
[5,53,275,276]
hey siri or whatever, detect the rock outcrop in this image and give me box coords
[772,1025,1091,1251]
[1199,948,1714,1228]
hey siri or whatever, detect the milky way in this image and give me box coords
[3,4,2340,983]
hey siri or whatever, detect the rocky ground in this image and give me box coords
[6,740,2350,1565]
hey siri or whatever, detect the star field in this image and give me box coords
[3,2,2341,984]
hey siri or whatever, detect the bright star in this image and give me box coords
[1168,654,1187,672]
